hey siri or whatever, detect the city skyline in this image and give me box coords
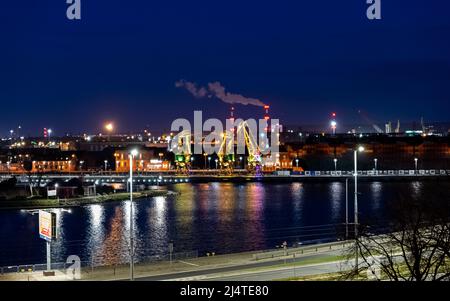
[2,1,450,135]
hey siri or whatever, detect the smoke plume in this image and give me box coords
[175,80,265,107]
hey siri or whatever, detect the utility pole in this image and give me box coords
[129,149,138,281]
[129,154,134,281]
[354,146,364,273]
[345,178,349,239]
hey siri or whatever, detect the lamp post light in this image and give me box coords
[79,160,84,174]
[295,158,299,168]
[129,149,138,281]
[333,158,338,172]
[374,158,378,173]
[354,145,365,271]
[239,156,243,169]
[414,158,418,174]
[55,183,59,203]
[104,160,108,172]
[331,120,337,135]
[208,157,211,169]
[203,153,207,170]
[215,158,218,169]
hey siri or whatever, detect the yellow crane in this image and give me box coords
[217,130,235,175]
[173,130,192,175]
[236,121,262,174]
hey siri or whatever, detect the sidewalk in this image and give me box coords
[0,240,351,281]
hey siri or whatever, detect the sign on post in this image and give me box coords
[39,210,57,242]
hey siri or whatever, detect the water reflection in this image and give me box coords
[410,181,423,199]
[329,182,343,221]
[290,182,304,224]
[99,206,127,265]
[1,181,449,266]
[369,182,383,212]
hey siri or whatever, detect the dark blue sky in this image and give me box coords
[1,0,450,135]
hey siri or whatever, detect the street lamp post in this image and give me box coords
[129,149,138,281]
[414,158,418,174]
[354,146,365,271]
[104,160,108,172]
[333,158,338,172]
[295,158,299,168]
[345,178,349,239]
[331,120,337,135]
[215,158,218,169]
[374,158,378,173]
[55,183,59,203]
[208,157,211,169]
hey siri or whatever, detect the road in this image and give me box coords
[134,251,345,281]
[206,260,352,281]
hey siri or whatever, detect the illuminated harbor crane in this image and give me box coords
[236,121,262,174]
[217,130,235,175]
[173,130,192,175]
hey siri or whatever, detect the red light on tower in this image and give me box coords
[264,105,270,121]
[43,128,48,138]
[229,106,235,133]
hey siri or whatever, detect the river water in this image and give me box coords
[0,181,446,266]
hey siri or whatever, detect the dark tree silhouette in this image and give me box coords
[343,184,450,281]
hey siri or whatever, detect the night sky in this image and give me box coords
[1,0,450,136]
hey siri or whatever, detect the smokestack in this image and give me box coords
[264,105,270,121]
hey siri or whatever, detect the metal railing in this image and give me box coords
[0,250,198,275]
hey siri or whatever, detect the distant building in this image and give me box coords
[385,122,392,134]
[114,148,170,172]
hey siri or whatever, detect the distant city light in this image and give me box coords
[105,123,114,132]
[130,149,139,157]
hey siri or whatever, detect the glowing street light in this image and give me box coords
[331,120,337,135]
[333,158,338,171]
[414,158,418,174]
[55,183,59,202]
[374,158,378,172]
[129,148,139,281]
[104,160,108,171]
[295,158,299,168]
[354,145,365,270]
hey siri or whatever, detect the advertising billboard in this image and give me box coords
[39,210,56,242]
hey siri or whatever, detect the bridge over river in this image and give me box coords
[2,169,450,186]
